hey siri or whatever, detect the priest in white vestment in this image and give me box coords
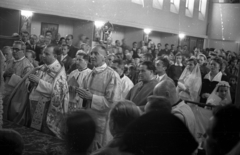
[6,45,69,138]
[68,51,92,111]
[77,45,122,150]
[111,59,134,99]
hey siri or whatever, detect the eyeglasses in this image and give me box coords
[12,48,22,52]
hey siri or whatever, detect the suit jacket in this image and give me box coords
[27,44,43,62]
[156,74,175,85]
[61,55,73,72]
[68,45,78,58]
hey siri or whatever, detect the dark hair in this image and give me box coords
[156,57,170,68]
[187,58,198,65]
[59,37,65,42]
[132,42,137,45]
[115,40,120,44]
[211,105,240,155]
[171,44,174,47]
[157,43,162,46]
[110,100,140,133]
[175,53,182,57]
[66,34,74,39]
[146,96,172,113]
[0,129,24,155]
[62,44,70,50]
[21,30,29,35]
[26,50,36,59]
[113,59,125,69]
[65,111,96,154]
[141,61,156,73]
[13,41,26,50]
[143,53,153,61]
[229,75,237,81]
[45,30,52,35]
[119,112,198,155]
[165,43,169,46]
[212,57,223,70]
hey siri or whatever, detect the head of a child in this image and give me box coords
[229,76,237,86]
[217,85,229,100]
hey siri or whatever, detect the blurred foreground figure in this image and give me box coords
[119,112,198,155]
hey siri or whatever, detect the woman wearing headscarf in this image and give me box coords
[177,57,202,102]
[207,81,232,106]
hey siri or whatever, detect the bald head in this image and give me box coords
[153,80,178,105]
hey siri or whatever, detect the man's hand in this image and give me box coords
[28,74,40,84]
[202,93,210,99]
[76,88,93,100]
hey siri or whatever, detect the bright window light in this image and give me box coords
[185,0,195,17]
[170,0,180,14]
[199,0,207,20]
[21,10,33,18]
[179,33,186,39]
[144,28,152,34]
[153,0,164,10]
[94,21,105,28]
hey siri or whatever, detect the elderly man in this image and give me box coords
[66,34,78,58]
[68,51,92,111]
[153,80,197,139]
[155,57,174,83]
[3,41,33,99]
[111,59,134,99]
[76,45,122,149]
[6,45,69,138]
[126,61,158,111]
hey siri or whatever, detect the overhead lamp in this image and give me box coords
[179,33,186,39]
[144,28,152,34]
[94,21,105,28]
[21,10,33,18]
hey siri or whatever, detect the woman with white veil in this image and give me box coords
[207,81,232,106]
[177,57,202,102]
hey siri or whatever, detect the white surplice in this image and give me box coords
[121,75,134,99]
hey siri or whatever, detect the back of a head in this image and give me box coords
[145,96,172,113]
[211,105,240,155]
[65,110,96,154]
[119,112,198,155]
[0,129,24,155]
[153,80,177,103]
[110,100,141,133]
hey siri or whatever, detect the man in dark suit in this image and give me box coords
[61,44,73,71]
[66,34,78,58]
[28,34,43,62]
[155,57,174,84]
[160,43,170,56]
[20,30,31,50]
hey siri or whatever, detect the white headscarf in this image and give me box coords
[177,62,202,102]
[207,81,232,106]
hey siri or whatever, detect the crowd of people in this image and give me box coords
[0,29,240,155]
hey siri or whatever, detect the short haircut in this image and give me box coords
[26,50,36,59]
[62,44,70,50]
[141,61,156,73]
[146,96,172,113]
[171,44,174,47]
[157,43,162,46]
[76,52,89,61]
[156,57,170,68]
[59,37,65,41]
[113,59,125,69]
[175,53,182,57]
[21,30,29,35]
[132,42,137,45]
[66,110,96,154]
[229,75,237,81]
[67,34,74,39]
[2,46,12,52]
[143,53,153,61]
[212,57,223,70]
[115,40,120,44]
[13,41,25,50]
[119,112,198,155]
[165,43,169,46]
[45,30,52,35]
[110,100,140,132]
[212,105,240,155]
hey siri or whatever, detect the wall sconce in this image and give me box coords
[21,10,33,18]
[144,28,152,34]
[179,33,186,39]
